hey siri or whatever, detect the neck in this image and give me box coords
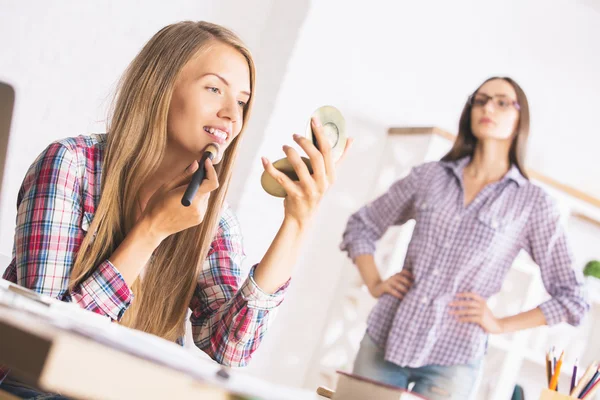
[465,139,512,182]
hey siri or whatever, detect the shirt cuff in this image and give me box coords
[239,264,289,310]
[539,298,569,326]
[80,260,134,320]
[342,241,376,261]
[0,366,9,385]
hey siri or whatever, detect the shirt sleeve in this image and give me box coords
[340,164,423,260]
[524,190,589,326]
[189,207,289,367]
[6,141,133,321]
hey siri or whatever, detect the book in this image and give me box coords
[332,371,427,400]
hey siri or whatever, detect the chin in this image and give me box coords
[180,144,206,160]
[473,129,511,141]
[192,141,212,154]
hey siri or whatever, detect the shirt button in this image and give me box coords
[421,297,428,304]
[432,269,439,276]
[491,220,499,229]
[453,215,461,222]
[443,242,451,248]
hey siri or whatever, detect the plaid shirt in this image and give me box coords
[340,158,589,368]
[2,134,288,373]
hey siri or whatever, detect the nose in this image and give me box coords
[217,95,241,123]
[483,99,495,113]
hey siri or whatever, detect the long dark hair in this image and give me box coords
[441,77,530,178]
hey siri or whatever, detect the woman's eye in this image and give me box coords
[208,87,220,94]
[238,100,247,108]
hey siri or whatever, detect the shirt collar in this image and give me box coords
[441,156,527,187]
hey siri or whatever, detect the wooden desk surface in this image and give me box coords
[0,280,322,400]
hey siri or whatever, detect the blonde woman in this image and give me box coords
[1,21,350,397]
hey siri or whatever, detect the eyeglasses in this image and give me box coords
[468,93,521,111]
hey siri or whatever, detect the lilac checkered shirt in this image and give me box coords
[340,157,589,367]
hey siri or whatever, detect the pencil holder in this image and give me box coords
[539,389,573,400]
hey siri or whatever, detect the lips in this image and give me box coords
[204,126,228,143]
[479,117,494,124]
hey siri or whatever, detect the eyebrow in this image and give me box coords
[202,73,251,97]
[476,92,511,98]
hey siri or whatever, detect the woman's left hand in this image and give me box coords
[261,116,352,228]
[449,293,504,334]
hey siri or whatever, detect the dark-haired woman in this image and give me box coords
[340,77,588,399]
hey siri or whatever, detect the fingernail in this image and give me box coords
[186,161,196,172]
[261,157,268,165]
[293,134,300,140]
[282,145,290,151]
[312,117,321,127]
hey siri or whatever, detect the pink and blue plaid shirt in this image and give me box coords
[341,158,589,368]
[2,134,288,373]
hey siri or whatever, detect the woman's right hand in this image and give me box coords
[369,269,414,299]
[141,158,219,242]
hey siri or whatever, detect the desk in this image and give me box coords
[0,279,323,400]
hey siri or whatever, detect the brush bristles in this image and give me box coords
[206,143,221,162]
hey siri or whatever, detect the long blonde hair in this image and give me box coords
[69,21,256,341]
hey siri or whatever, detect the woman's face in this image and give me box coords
[167,42,251,163]
[470,79,520,142]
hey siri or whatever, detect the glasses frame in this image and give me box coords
[468,93,521,111]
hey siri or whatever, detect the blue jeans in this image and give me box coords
[0,377,71,399]
[352,334,481,400]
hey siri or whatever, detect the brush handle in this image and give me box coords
[181,151,214,207]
